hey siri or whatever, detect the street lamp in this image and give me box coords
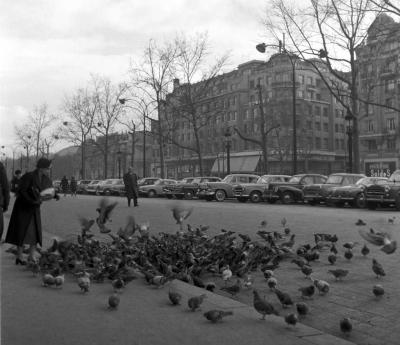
[256,42,298,175]
[345,111,354,173]
[116,150,122,179]
[224,127,232,175]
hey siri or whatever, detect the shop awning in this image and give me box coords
[211,155,260,173]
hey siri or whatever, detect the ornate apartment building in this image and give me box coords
[155,52,349,178]
[357,14,400,177]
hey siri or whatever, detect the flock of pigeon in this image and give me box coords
[8,198,398,338]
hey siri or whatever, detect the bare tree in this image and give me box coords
[129,39,179,178]
[60,86,98,179]
[164,32,230,175]
[14,125,34,171]
[370,0,400,16]
[91,76,130,179]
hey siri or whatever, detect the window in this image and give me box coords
[249,80,255,89]
[298,75,304,84]
[323,123,329,132]
[335,139,339,149]
[307,120,312,129]
[316,78,322,87]
[367,120,374,132]
[387,139,396,151]
[323,108,328,117]
[315,106,321,116]
[307,76,313,85]
[316,137,321,149]
[386,80,395,91]
[282,73,289,82]
[340,124,345,133]
[368,140,377,151]
[266,76,272,85]
[323,138,328,149]
[315,122,321,131]
[340,139,345,150]
[387,118,396,131]
[316,93,321,101]
[335,124,339,133]
[297,90,304,98]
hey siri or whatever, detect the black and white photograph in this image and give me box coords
[1,1,400,344]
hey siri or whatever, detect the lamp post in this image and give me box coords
[224,127,232,175]
[116,150,122,178]
[256,42,298,175]
[345,111,354,173]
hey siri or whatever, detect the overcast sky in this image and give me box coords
[0,0,275,153]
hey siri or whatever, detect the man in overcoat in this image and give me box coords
[0,161,10,242]
[5,158,59,263]
[123,167,139,207]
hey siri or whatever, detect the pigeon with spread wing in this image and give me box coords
[359,228,397,254]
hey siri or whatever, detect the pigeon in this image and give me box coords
[220,279,241,297]
[372,284,384,298]
[253,289,279,320]
[267,277,278,290]
[221,265,233,283]
[111,278,125,293]
[298,285,315,299]
[291,258,306,268]
[108,294,120,309]
[42,273,56,287]
[284,313,298,327]
[328,269,349,281]
[372,259,385,278]
[172,204,193,229]
[54,274,65,288]
[340,317,352,336]
[77,271,91,293]
[168,290,182,305]
[273,288,294,308]
[328,254,337,265]
[359,229,397,254]
[344,250,353,261]
[296,302,309,316]
[343,242,358,250]
[361,244,370,257]
[205,282,216,292]
[355,219,366,226]
[188,294,207,311]
[203,310,233,323]
[263,269,274,280]
[96,198,118,229]
[330,244,338,255]
[78,216,95,232]
[301,264,313,278]
[312,278,330,295]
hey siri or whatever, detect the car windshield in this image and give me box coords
[258,176,271,184]
[288,176,302,183]
[356,177,371,185]
[326,175,343,184]
[192,178,201,183]
[90,180,100,185]
[222,175,233,183]
[154,180,163,185]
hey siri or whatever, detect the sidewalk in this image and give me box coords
[1,230,355,345]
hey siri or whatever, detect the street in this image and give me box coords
[4,195,400,345]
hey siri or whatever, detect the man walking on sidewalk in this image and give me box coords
[0,161,10,242]
[123,167,139,207]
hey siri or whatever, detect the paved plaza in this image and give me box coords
[2,195,399,345]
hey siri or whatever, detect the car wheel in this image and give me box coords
[249,191,262,203]
[237,197,247,203]
[184,190,194,200]
[280,191,294,204]
[215,190,226,202]
[354,193,366,208]
[148,190,156,198]
[367,201,377,210]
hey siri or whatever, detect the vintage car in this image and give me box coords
[364,170,400,210]
[109,177,160,197]
[138,178,177,197]
[76,180,93,194]
[303,173,365,205]
[327,176,388,208]
[85,180,103,194]
[163,177,195,199]
[264,174,327,204]
[164,176,221,200]
[138,177,161,186]
[233,174,292,203]
[96,179,123,196]
[197,174,260,202]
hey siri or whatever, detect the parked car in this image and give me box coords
[264,174,327,204]
[233,174,292,203]
[166,176,222,200]
[76,180,93,194]
[53,180,61,193]
[364,170,400,210]
[163,177,195,199]
[327,176,388,208]
[197,174,260,202]
[85,180,103,194]
[138,179,178,197]
[110,180,127,197]
[96,179,123,196]
[303,173,365,205]
[138,177,161,186]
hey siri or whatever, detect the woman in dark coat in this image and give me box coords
[123,167,139,207]
[5,158,59,264]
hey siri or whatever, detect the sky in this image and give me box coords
[0,0,272,154]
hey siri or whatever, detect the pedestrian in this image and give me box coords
[0,161,10,243]
[10,169,22,195]
[5,157,59,264]
[70,176,77,197]
[61,175,69,197]
[123,167,139,207]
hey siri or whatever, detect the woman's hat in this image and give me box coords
[36,157,52,169]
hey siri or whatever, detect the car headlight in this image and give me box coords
[384,185,390,192]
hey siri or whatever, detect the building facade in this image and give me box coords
[158,53,349,178]
[357,14,400,177]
